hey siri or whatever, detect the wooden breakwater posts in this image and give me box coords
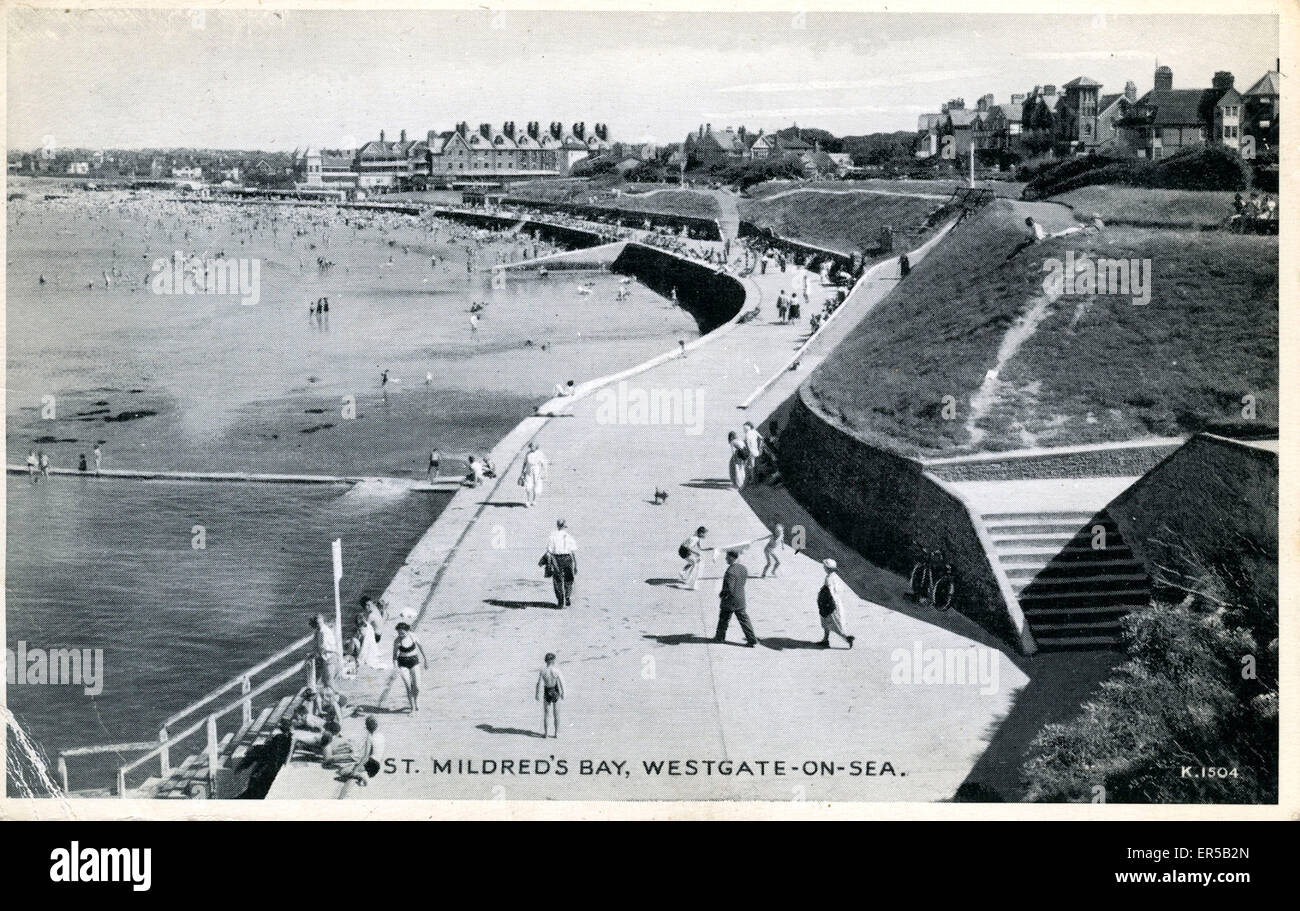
[7,465,463,492]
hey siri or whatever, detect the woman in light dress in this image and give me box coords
[727,431,748,489]
[355,609,388,671]
[519,442,549,508]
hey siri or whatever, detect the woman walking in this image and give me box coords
[391,622,428,713]
[816,559,855,649]
[519,442,549,508]
[727,431,748,489]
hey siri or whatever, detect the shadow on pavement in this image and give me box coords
[484,598,563,610]
[476,724,546,738]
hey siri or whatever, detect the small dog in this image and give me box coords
[652,488,669,505]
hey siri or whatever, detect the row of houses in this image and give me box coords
[917,62,1281,161]
[295,121,613,190]
[682,123,854,175]
[11,147,278,182]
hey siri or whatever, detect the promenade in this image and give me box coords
[270,229,1027,803]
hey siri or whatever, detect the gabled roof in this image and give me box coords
[1243,71,1281,97]
[1064,75,1103,88]
[993,102,1023,123]
[947,109,979,128]
[1133,88,1215,126]
[1098,93,1124,115]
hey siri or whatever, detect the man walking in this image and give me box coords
[714,550,758,647]
[546,519,577,608]
[816,559,855,648]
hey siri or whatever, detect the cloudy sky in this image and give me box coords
[6,7,1280,150]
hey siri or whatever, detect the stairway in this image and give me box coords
[982,509,1149,650]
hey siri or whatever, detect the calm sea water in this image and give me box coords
[5,194,696,793]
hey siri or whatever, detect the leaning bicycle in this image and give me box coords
[909,544,956,611]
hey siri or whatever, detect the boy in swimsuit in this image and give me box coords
[536,653,566,738]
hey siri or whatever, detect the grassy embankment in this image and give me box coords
[1051,186,1237,230]
[738,188,945,255]
[505,179,721,220]
[803,195,1278,457]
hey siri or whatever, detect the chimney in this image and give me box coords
[456,122,467,137]
[379,130,385,143]
[1010,93,1025,104]
[528,121,540,139]
[427,129,436,146]
[572,122,585,140]
[400,129,407,143]
[479,123,491,139]
[503,121,515,139]
[1154,66,1173,92]
[706,123,712,135]
[551,122,562,139]
[1124,81,1137,102]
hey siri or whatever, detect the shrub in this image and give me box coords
[1024,145,1253,199]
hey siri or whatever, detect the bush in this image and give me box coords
[1024,145,1253,199]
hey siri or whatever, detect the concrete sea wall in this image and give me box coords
[780,390,1027,650]
[610,242,747,334]
[431,206,610,249]
[1106,433,1278,610]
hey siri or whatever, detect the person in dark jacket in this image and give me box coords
[714,550,757,647]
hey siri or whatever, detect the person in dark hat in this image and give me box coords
[714,550,757,647]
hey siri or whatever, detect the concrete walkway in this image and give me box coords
[270,234,1026,803]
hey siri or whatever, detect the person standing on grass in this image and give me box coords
[678,526,710,590]
[519,441,549,508]
[817,559,855,649]
[546,519,577,607]
[715,550,758,647]
[93,444,102,475]
[536,652,566,738]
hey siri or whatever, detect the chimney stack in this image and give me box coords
[503,121,515,139]
[527,121,540,139]
[1154,66,1173,92]
[1010,93,1025,104]
[400,129,407,143]
[379,130,385,143]
[427,129,436,146]
[1124,81,1137,102]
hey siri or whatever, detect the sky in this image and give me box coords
[6,8,1281,151]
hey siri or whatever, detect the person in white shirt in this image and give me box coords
[310,614,341,690]
[544,519,577,607]
[742,422,763,480]
[519,442,549,508]
[816,559,855,649]
[678,526,711,590]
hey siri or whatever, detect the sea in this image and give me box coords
[4,189,698,794]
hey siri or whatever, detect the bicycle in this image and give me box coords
[909,545,956,611]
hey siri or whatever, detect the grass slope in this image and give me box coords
[739,190,944,254]
[805,198,1278,457]
[1052,186,1238,230]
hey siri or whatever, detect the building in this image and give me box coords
[685,123,750,167]
[355,129,428,189]
[1116,66,1253,160]
[1059,76,1103,150]
[749,130,811,160]
[1093,82,1138,153]
[1241,67,1280,150]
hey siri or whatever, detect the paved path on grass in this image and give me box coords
[270,235,1026,803]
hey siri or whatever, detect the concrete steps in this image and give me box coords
[980,508,1148,651]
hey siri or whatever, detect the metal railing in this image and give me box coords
[58,634,315,797]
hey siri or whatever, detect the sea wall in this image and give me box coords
[1106,433,1278,610]
[780,389,1031,652]
[611,242,747,334]
[923,439,1185,482]
[431,207,610,248]
[503,197,722,240]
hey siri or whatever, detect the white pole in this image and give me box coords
[969,141,975,188]
[331,538,344,663]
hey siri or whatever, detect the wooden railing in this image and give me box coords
[58,634,315,797]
